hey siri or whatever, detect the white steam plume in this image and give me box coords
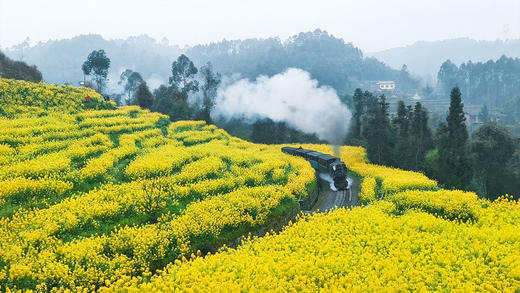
[214,68,351,144]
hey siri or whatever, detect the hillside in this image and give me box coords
[185,29,420,94]
[1,79,519,292]
[3,34,181,87]
[370,38,520,81]
[0,52,42,83]
[0,78,317,291]
[3,31,419,94]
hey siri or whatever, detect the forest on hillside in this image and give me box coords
[3,30,419,94]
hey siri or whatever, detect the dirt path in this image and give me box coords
[310,175,360,213]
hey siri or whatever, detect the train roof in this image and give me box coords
[281,146,297,152]
[297,149,314,154]
[319,154,337,160]
[282,146,339,161]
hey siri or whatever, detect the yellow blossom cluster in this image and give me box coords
[3,79,519,292]
[0,177,73,204]
[387,189,482,222]
[77,129,163,180]
[103,197,520,292]
[0,77,114,116]
[339,146,437,193]
[0,84,317,290]
[168,120,206,133]
[359,176,377,204]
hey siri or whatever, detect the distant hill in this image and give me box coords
[369,38,520,83]
[3,34,181,88]
[0,51,42,82]
[186,29,420,94]
[4,30,419,95]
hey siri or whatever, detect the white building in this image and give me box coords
[377,81,395,90]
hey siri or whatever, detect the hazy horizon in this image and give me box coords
[1,0,519,53]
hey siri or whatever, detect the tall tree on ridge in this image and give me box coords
[199,62,221,124]
[392,100,412,169]
[351,88,364,140]
[169,54,199,101]
[135,81,153,110]
[363,95,395,165]
[410,102,433,171]
[119,69,144,103]
[82,49,110,93]
[438,87,471,189]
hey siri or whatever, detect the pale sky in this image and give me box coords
[1,0,519,52]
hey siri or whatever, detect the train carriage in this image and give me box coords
[281,146,349,190]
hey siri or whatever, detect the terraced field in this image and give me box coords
[1,78,519,292]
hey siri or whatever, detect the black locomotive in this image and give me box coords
[281,146,349,190]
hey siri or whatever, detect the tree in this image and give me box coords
[435,56,520,106]
[152,85,174,116]
[350,88,364,140]
[169,54,199,100]
[363,95,395,165]
[398,64,418,90]
[437,87,471,189]
[138,179,170,223]
[186,29,419,94]
[252,118,276,144]
[478,104,490,123]
[410,102,433,171]
[469,122,516,199]
[199,62,221,123]
[135,82,153,110]
[167,54,199,120]
[506,149,520,199]
[82,50,110,93]
[13,37,30,61]
[437,60,459,95]
[425,148,440,178]
[392,100,412,169]
[119,69,144,103]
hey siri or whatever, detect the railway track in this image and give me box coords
[308,176,360,213]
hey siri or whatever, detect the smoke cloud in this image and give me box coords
[214,68,351,144]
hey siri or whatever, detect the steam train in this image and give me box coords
[281,146,349,190]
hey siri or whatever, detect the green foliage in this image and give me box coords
[152,85,174,115]
[437,87,471,189]
[82,49,111,93]
[154,117,171,137]
[170,99,192,121]
[392,100,412,169]
[135,82,153,110]
[362,95,395,165]
[469,122,517,199]
[506,149,520,199]
[149,55,206,122]
[425,148,439,178]
[187,29,420,94]
[250,118,322,144]
[349,88,364,140]
[169,54,199,98]
[83,97,117,110]
[437,55,520,105]
[410,102,433,170]
[119,69,144,103]
[199,62,221,124]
